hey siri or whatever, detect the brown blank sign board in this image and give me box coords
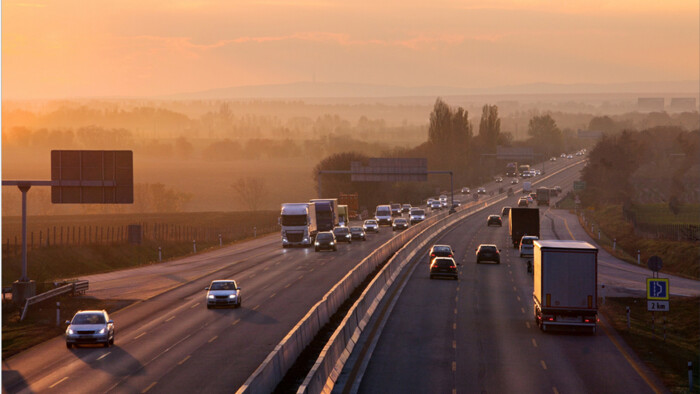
[51,150,133,203]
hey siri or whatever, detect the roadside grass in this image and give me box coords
[2,210,278,285]
[2,296,134,359]
[579,205,700,280]
[600,297,699,393]
[630,204,700,225]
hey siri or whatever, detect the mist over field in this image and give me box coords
[2,95,699,216]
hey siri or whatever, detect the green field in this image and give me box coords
[2,211,278,285]
[628,204,700,225]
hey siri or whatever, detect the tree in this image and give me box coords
[231,177,267,211]
[588,116,617,134]
[427,98,473,185]
[478,104,501,152]
[527,114,563,158]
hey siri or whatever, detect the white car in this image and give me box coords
[429,200,442,210]
[567,154,573,159]
[461,187,470,194]
[439,195,448,207]
[65,310,114,348]
[363,219,379,233]
[206,280,242,308]
[477,187,486,194]
[519,235,539,257]
[409,208,426,224]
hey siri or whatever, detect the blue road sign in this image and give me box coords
[646,278,669,300]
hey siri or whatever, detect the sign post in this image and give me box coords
[2,150,133,305]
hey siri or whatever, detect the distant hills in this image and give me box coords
[163,80,699,100]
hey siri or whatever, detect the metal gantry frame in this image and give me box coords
[317,170,455,212]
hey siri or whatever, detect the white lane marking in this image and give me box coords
[526,322,531,329]
[452,361,456,372]
[134,332,146,339]
[284,283,292,289]
[455,296,459,302]
[509,270,512,275]
[177,355,191,365]
[298,275,304,280]
[208,336,218,343]
[49,377,68,388]
[513,286,517,291]
[540,360,548,370]
[456,286,460,291]
[97,352,111,361]
[141,382,157,393]
[553,387,560,394]
[521,307,526,314]
[532,338,538,348]
[269,293,276,299]
[275,261,281,265]
[452,340,456,349]
[453,323,457,330]
[232,319,241,326]
[252,304,260,311]
[264,267,270,271]
[165,316,175,322]
[516,296,521,301]
[454,308,458,315]
[190,303,200,309]
[250,273,256,278]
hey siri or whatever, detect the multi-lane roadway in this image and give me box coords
[4,156,656,393]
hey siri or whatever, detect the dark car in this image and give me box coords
[392,218,408,231]
[428,244,454,263]
[333,226,352,243]
[487,215,502,226]
[518,197,529,207]
[401,204,412,213]
[390,203,402,217]
[500,206,511,218]
[430,257,458,280]
[349,226,366,240]
[476,244,501,264]
[315,231,337,251]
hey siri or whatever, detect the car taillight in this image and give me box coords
[431,253,435,257]
[448,254,453,257]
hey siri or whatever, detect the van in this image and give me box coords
[375,205,392,225]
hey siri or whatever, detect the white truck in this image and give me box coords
[533,240,598,333]
[280,203,317,248]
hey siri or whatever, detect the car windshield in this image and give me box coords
[411,209,425,215]
[395,219,406,224]
[211,281,236,290]
[350,228,362,233]
[365,220,377,225]
[480,246,497,252]
[433,246,451,254]
[521,238,534,245]
[317,233,332,240]
[334,228,349,234]
[72,313,105,325]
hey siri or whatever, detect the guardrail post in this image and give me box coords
[637,250,640,265]
[626,306,630,329]
[219,233,222,246]
[56,302,61,326]
[158,246,162,262]
[193,240,197,254]
[689,361,693,391]
[613,238,616,251]
[254,226,257,238]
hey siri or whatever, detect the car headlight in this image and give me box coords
[315,241,320,246]
[229,294,237,299]
[208,294,215,299]
[346,234,351,238]
[330,242,334,245]
[67,328,74,335]
[303,237,309,242]
[98,328,106,334]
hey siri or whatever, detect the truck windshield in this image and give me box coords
[281,214,307,226]
[376,208,390,216]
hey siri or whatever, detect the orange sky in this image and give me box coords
[2,0,698,99]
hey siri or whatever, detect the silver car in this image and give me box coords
[65,310,114,348]
[409,208,426,224]
[363,219,379,233]
[206,280,242,308]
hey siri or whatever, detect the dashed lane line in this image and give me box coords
[208,336,218,343]
[269,292,277,299]
[252,304,260,311]
[531,338,538,348]
[540,360,548,370]
[97,352,111,361]
[134,332,146,339]
[177,355,191,365]
[190,303,200,309]
[49,377,68,389]
[141,382,157,393]
[521,307,526,314]
[232,319,240,326]
[165,315,175,322]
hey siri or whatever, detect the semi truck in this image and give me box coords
[280,203,317,247]
[505,162,518,177]
[310,198,339,231]
[533,240,598,333]
[518,164,530,176]
[338,193,359,219]
[508,207,540,248]
[337,205,349,226]
[522,181,532,194]
[536,187,550,206]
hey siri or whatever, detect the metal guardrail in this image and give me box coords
[20,280,89,321]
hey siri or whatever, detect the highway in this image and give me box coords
[2,156,599,393]
[342,160,695,394]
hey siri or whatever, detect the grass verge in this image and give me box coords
[600,297,699,393]
[579,205,699,280]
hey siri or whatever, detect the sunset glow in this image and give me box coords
[2,0,698,99]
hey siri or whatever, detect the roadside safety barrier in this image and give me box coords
[20,280,89,321]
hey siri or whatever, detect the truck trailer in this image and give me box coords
[533,240,598,333]
[280,203,317,247]
[337,205,349,226]
[310,198,339,231]
[508,207,540,248]
[536,187,550,206]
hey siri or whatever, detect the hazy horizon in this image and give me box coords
[3,0,698,100]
